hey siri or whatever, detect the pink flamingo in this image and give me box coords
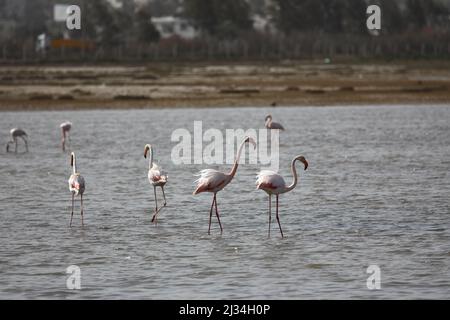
[265,115,285,130]
[144,144,168,224]
[6,128,28,153]
[256,155,308,238]
[68,152,86,227]
[193,137,256,235]
[60,121,72,151]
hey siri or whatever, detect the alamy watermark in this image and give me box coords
[366,265,381,290]
[66,265,81,290]
[63,4,381,33]
[171,121,280,171]
[366,5,381,32]
[66,5,81,30]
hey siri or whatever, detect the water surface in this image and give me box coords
[0,105,449,299]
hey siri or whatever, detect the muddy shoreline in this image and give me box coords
[1,61,449,111]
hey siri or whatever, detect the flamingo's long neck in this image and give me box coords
[285,158,299,193]
[265,118,272,127]
[148,147,154,170]
[229,140,247,178]
[72,154,77,174]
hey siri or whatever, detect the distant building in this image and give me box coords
[151,16,198,40]
[252,14,277,34]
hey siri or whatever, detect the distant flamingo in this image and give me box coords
[6,128,28,153]
[265,115,285,130]
[256,155,308,238]
[193,137,256,235]
[68,152,86,227]
[60,121,72,151]
[144,144,168,224]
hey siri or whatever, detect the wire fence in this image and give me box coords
[1,33,449,63]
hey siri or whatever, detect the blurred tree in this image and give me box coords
[274,0,368,34]
[147,0,183,16]
[83,0,126,47]
[406,0,427,30]
[380,0,405,34]
[368,0,406,34]
[341,0,367,34]
[135,3,161,43]
[184,0,252,38]
[273,0,323,33]
[405,0,449,31]
[17,0,49,41]
[184,0,215,33]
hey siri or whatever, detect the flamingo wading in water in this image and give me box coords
[265,115,285,130]
[193,137,256,235]
[144,144,168,224]
[6,128,28,153]
[60,121,72,151]
[256,155,308,238]
[68,152,86,227]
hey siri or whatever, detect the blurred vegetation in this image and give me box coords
[184,0,253,38]
[0,0,449,61]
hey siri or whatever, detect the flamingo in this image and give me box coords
[265,115,285,130]
[256,155,308,238]
[6,128,28,153]
[60,121,72,151]
[144,144,168,224]
[68,152,86,227]
[193,137,256,235]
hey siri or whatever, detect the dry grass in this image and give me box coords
[0,61,449,111]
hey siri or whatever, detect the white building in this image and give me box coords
[151,16,198,40]
[252,14,277,34]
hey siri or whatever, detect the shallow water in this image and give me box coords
[0,105,449,299]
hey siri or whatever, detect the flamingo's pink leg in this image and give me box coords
[20,136,28,153]
[70,193,74,227]
[214,194,223,233]
[207,195,215,235]
[62,130,67,151]
[276,195,284,238]
[80,194,84,226]
[151,186,158,224]
[161,186,167,206]
[268,194,272,238]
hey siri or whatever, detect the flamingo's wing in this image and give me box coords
[193,169,226,194]
[77,175,86,193]
[69,174,85,194]
[149,164,167,184]
[271,122,285,130]
[256,170,286,190]
[11,128,27,137]
[60,121,72,130]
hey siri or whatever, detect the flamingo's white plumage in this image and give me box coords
[60,121,72,151]
[256,155,308,238]
[144,144,167,223]
[193,136,256,235]
[68,152,85,227]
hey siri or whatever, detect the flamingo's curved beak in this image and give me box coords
[144,148,148,159]
[246,137,257,149]
[301,158,308,170]
[70,154,74,166]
